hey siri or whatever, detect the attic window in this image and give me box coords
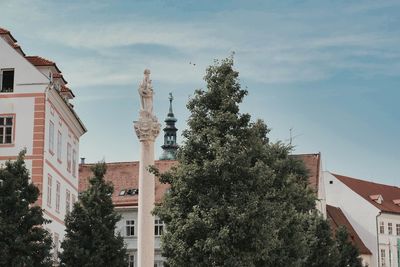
[119,188,139,196]
[1,69,14,93]
[370,194,384,204]
[393,199,400,206]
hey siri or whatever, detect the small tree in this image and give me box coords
[154,57,320,266]
[59,163,127,267]
[304,214,338,267]
[0,150,53,267]
[335,226,363,267]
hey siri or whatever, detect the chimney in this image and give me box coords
[80,157,86,164]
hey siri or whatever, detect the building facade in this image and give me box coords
[324,172,400,267]
[0,28,86,259]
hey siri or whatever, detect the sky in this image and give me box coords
[1,0,399,185]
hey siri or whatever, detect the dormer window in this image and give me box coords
[370,194,384,204]
[393,199,400,206]
[0,69,14,92]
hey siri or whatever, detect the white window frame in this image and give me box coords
[67,142,72,172]
[66,189,70,214]
[0,115,14,144]
[72,149,77,177]
[57,131,62,162]
[71,194,76,207]
[155,219,164,237]
[388,222,393,235]
[55,181,60,213]
[128,254,135,267]
[380,249,386,267]
[396,224,400,236]
[53,233,59,261]
[47,175,52,207]
[0,68,14,93]
[49,121,54,154]
[380,221,385,234]
[126,220,135,237]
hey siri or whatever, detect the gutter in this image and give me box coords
[376,212,382,267]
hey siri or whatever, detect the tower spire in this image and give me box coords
[160,92,178,160]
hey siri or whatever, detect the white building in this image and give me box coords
[0,27,86,258]
[324,172,400,267]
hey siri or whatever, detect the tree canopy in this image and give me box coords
[60,163,127,267]
[0,151,53,267]
[154,57,322,266]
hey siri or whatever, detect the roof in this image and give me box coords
[79,154,320,206]
[60,85,75,98]
[79,161,178,207]
[0,27,17,42]
[52,72,68,84]
[292,153,321,192]
[326,205,372,255]
[332,173,400,214]
[25,56,62,73]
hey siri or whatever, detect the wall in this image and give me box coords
[324,171,381,267]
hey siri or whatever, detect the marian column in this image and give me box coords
[134,69,161,267]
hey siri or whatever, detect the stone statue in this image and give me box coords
[134,69,161,142]
[138,69,154,114]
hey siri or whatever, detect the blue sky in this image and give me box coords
[2,0,399,185]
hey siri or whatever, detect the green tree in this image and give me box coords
[304,214,338,267]
[0,150,53,267]
[154,57,320,266]
[335,226,363,267]
[59,163,127,267]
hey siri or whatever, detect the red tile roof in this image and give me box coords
[79,154,320,206]
[60,85,75,98]
[79,161,177,207]
[332,173,400,214]
[25,56,62,73]
[52,72,68,84]
[292,153,321,192]
[0,27,17,42]
[326,205,372,255]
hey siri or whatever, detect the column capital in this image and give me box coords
[134,110,161,142]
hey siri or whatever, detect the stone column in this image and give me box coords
[134,69,161,267]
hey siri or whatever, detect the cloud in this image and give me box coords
[2,0,400,88]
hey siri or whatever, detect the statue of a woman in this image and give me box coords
[138,69,154,114]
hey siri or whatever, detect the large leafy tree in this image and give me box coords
[154,57,321,266]
[60,163,127,267]
[0,151,53,267]
[335,226,363,267]
[304,214,338,267]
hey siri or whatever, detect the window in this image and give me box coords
[128,254,135,267]
[380,221,385,234]
[388,223,393,235]
[155,219,164,236]
[53,233,59,261]
[154,261,164,267]
[55,181,60,213]
[0,69,14,92]
[381,249,386,267]
[66,189,70,214]
[126,220,135,237]
[71,194,76,208]
[67,143,72,172]
[396,224,400,236]
[57,131,62,162]
[72,149,77,177]
[49,121,54,153]
[0,116,13,144]
[47,175,52,207]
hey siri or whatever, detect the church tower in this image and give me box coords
[160,93,178,160]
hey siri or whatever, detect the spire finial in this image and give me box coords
[168,92,174,114]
